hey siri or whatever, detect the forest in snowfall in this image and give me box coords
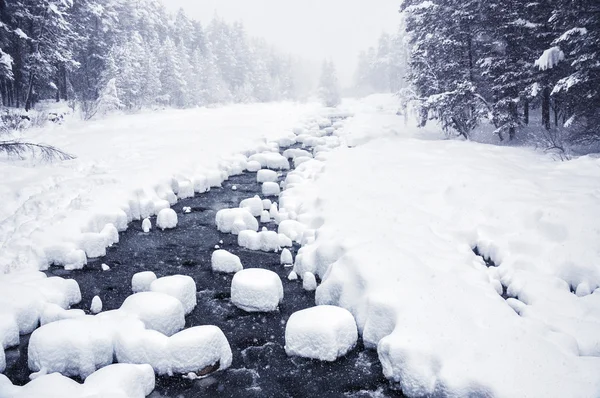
[355,0,599,145]
[0,0,304,120]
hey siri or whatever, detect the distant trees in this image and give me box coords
[0,0,303,117]
[397,0,600,143]
[318,60,341,107]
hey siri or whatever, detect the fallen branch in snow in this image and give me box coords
[0,140,75,161]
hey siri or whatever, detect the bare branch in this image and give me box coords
[0,140,75,161]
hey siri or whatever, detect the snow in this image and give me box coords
[246,160,262,172]
[101,263,110,271]
[287,271,298,281]
[239,195,264,217]
[278,220,306,243]
[215,208,259,235]
[131,271,157,293]
[211,249,243,273]
[284,305,358,361]
[40,304,85,326]
[262,181,281,197]
[0,363,155,398]
[231,268,284,312]
[168,326,232,375]
[248,152,290,170]
[120,292,185,336]
[238,230,287,252]
[283,148,312,160]
[535,46,565,71]
[280,248,293,265]
[281,95,600,397]
[149,275,197,315]
[0,102,317,274]
[302,272,317,291]
[141,218,152,233]
[262,199,272,210]
[257,169,278,183]
[260,210,271,223]
[156,208,178,230]
[90,296,102,314]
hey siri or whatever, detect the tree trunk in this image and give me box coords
[542,86,551,130]
[24,73,35,112]
[523,99,529,125]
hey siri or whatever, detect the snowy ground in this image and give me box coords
[1,95,600,397]
[0,102,318,274]
[281,94,600,397]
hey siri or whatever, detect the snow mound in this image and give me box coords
[211,250,243,273]
[28,317,114,379]
[156,208,178,230]
[150,275,197,315]
[285,305,357,361]
[280,248,293,265]
[215,208,259,235]
[0,363,155,398]
[131,271,157,293]
[231,268,284,312]
[262,182,281,197]
[120,292,185,336]
[238,230,285,252]
[240,195,264,217]
[278,220,306,243]
[257,169,278,183]
[302,272,317,291]
[248,152,290,170]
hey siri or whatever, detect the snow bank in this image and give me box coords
[216,208,259,235]
[231,268,284,312]
[285,305,357,361]
[1,102,318,273]
[211,250,243,273]
[283,95,600,397]
[0,363,155,398]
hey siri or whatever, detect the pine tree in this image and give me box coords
[318,60,341,107]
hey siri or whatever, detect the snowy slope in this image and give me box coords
[283,95,600,397]
[0,102,318,273]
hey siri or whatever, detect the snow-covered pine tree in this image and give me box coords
[318,60,341,108]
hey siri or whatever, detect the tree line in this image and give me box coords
[0,0,304,118]
[397,0,599,144]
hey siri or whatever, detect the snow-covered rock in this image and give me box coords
[131,271,156,294]
[280,248,293,265]
[260,210,271,223]
[257,169,278,183]
[141,218,152,233]
[262,199,272,210]
[0,363,155,398]
[215,208,259,235]
[278,220,306,243]
[240,195,264,217]
[156,208,178,230]
[246,160,262,172]
[302,272,317,291]
[238,230,281,252]
[150,275,197,315]
[120,292,185,336]
[28,317,114,378]
[40,303,85,326]
[90,296,102,314]
[101,263,110,271]
[248,152,290,170]
[177,181,194,199]
[262,182,281,197]
[231,269,284,312]
[169,326,233,375]
[283,148,312,160]
[79,233,106,258]
[285,305,358,361]
[211,250,243,273]
[288,271,298,281]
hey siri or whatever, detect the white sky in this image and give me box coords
[163,0,402,87]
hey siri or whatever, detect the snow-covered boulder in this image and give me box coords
[262,182,281,197]
[131,272,157,293]
[115,325,170,375]
[280,248,293,265]
[260,210,270,223]
[285,305,358,361]
[120,292,185,336]
[238,230,282,252]
[231,269,284,312]
[211,250,243,273]
[248,152,290,170]
[150,275,197,315]
[28,317,114,379]
[40,303,85,326]
[215,208,259,235]
[283,148,312,160]
[177,181,194,199]
[156,208,178,230]
[90,296,102,314]
[142,218,152,233]
[79,233,106,258]
[278,220,306,243]
[246,160,262,172]
[302,272,317,291]
[257,169,278,183]
[169,326,233,375]
[262,199,272,210]
[288,271,298,281]
[239,196,264,217]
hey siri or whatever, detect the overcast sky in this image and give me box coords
[164,0,402,87]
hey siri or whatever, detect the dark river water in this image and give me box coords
[3,137,404,397]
